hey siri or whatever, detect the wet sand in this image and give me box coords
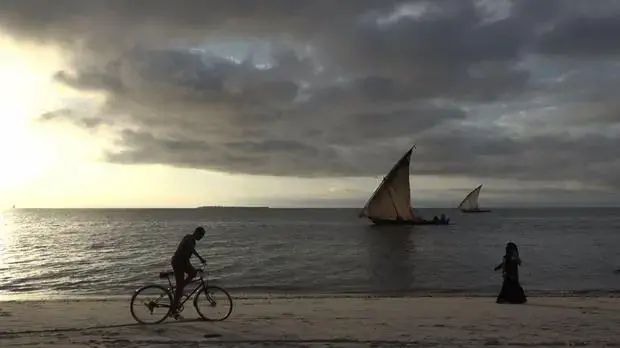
[0,296,619,347]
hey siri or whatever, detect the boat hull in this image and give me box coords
[369,218,450,226]
[461,209,491,213]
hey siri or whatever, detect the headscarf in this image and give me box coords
[505,242,519,261]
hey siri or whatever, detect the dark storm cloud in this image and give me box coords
[106,129,348,177]
[532,0,620,57]
[2,0,620,190]
[537,17,620,57]
[409,126,620,189]
[100,104,469,178]
[0,0,403,52]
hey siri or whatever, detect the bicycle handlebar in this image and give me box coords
[197,262,207,273]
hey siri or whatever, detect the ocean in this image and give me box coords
[0,208,619,300]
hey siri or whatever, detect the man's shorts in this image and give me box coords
[171,258,196,280]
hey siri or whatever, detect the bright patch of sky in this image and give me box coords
[191,39,272,67]
[474,0,513,23]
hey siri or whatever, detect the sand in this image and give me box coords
[0,295,619,347]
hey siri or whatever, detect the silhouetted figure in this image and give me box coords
[494,242,527,304]
[170,226,206,318]
[440,214,450,224]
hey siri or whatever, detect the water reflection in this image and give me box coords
[0,211,16,279]
[363,225,416,294]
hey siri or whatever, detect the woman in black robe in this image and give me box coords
[494,242,527,304]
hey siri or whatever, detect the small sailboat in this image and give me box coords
[458,184,491,213]
[359,146,449,225]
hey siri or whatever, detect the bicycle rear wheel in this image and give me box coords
[130,284,173,324]
[193,286,233,321]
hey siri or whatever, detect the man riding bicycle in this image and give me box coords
[170,226,206,318]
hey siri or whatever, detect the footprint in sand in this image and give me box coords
[153,328,167,334]
[0,309,12,317]
[204,333,222,338]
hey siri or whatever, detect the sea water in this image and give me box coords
[0,208,619,299]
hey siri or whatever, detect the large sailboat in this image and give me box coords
[359,146,449,225]
[458,184,491,213]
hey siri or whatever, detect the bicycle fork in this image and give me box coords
[195,280,217,308]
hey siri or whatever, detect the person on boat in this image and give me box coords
[170,226,207,318]
[494,242,527,304]
[439,214,450,225]
[432,216,439,223]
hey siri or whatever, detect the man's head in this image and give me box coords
[193,226,206,240]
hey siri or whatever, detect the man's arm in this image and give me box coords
[192,249,206,264]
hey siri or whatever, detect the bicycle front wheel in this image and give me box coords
[130,284,173,324]
[194,286,233,321]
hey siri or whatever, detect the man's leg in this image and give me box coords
[172,266,186,314]
[184,264,197,284]
[172,262,195,315]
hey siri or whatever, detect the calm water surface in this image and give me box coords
[0,208,619,299]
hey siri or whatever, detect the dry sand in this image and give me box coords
[0,296,619,347]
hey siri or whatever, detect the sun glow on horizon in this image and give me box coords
[0,37,66,191]
[0,36,118,208]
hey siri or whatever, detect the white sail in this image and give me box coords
[458,184,483,211]
[360,147,418,221]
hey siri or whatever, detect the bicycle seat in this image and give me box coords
[159,271,174,279]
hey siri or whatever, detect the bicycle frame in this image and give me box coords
[130,262,232,324]
[164,265,210,307]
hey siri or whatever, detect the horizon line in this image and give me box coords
[5,205,620,210]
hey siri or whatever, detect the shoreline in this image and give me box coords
[0,296,619,347]
[1,290,619,303]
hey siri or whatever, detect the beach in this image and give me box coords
[2,209,620,346]
[1,295,619,347]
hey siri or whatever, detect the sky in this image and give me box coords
[0,0,619,208]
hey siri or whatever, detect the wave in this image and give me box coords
[1,288,619,303]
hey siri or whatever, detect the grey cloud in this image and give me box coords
[522,60,620,126]
[341,5,523,68]
[326,107,467,146]
[0,0,404,54]
[410,127,620,189]
[538,17,620,57]
[54,69,124,93]
[5,0,620,192]
[446,186,620,207]
[106,129,346,177]
[101,118,620,191]
[39,108,106,129]
[2,0,620,64]
[541,103,620,126]
[39,109,73,122]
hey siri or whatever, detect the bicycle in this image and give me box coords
[130,263,233,324]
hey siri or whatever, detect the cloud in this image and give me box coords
[411,126,620,188]
[3,0,620,192]
[0,0,404,55]
[38,107,105,129]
